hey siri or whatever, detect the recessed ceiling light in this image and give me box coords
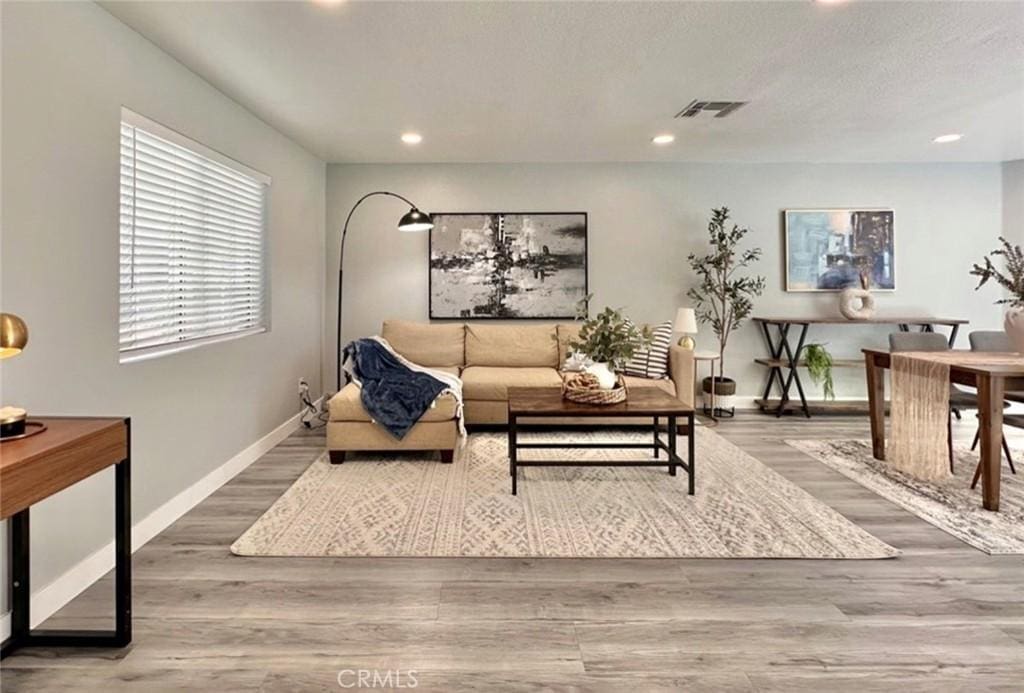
[652,134,675,145]
[401,132,423,145]
[932,133,963,144]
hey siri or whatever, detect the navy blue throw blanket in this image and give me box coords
[342,338,449,439]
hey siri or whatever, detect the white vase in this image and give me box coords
[584,361,618,390]
[1004,308,1024,354]
[839,287,875,320]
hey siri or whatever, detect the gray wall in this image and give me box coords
[1005,160,1024,244]
[326,162,1004,398]
[1,1,324,611]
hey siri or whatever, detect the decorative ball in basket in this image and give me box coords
[563,372,628,405]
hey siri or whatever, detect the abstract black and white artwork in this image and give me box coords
[429,212,588,319]
[785,209,895,291]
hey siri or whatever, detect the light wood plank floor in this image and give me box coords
[3,414,1024,691]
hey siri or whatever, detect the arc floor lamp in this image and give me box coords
[336,191,433,391]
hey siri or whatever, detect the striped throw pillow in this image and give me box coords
[623,321,673,379]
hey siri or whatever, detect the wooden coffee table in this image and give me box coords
[506,387,696,496]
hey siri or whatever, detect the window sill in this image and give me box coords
[119,326,268,364]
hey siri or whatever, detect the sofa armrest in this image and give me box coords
[669,345,695,408]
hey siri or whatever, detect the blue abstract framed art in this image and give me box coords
[784,209,895,292]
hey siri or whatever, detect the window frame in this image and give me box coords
[118,107,271,364]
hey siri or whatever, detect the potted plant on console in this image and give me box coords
[971,236,1024,353]
[565,301,652,404]
[686,207,766,416]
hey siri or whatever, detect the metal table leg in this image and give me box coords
[778,322,811,418]
[759,320,788,407]
[947,324,960,347]
[509,413,518,496]
[687,412,696,495]
[668,415,677,477]
[1,452,132,658]
[710,359,718,421]
[760,321,811,418]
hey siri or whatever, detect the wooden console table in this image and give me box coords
[752,317,968,417]
[0,417,131,659]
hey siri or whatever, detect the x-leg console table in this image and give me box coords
[752,317,968,418]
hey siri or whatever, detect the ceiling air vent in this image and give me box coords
[674,100,747,119]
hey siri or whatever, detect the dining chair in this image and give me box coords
[888,332,967,472]
[966,330,1018,487]
[968,331,1024,403]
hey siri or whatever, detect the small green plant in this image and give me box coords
[803,343,835,401]
[568,295,652,371]
[970,237,1024,308]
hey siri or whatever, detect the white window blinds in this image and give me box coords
[119,109,270,362]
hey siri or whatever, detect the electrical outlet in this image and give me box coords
[298,378,309,396]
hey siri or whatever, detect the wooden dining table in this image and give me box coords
[863,349,1024,511]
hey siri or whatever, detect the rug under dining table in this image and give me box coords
[788,438,1024,555]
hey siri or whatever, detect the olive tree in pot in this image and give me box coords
[686,207,766,416]
[971,237,1024,353]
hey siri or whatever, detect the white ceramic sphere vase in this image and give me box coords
[839,288,876,321]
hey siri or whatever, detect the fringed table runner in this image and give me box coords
[890,351,1024,482]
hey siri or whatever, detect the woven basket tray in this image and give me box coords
[563,373,628,405]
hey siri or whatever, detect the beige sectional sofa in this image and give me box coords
[327,320,695,463]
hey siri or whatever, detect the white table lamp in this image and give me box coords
[674,308,698,350]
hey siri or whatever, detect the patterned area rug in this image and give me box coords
[231,429,897,559]
[788,439,1024,555]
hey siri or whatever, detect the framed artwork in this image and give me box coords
[429,212,588,319]
[784,209,895,292]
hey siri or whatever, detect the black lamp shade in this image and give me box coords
[397,208,433,232]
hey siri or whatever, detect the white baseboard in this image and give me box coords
[1,400,319,637]
[713,396,872,410]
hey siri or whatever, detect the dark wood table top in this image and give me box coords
[754,317,968,325]
[0,417,128,519]
[507,387,693,417]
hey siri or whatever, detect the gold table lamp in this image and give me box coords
[674,307,698,350]
[1,312,29,438]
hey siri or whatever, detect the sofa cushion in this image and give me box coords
[621,375,676,397]
[556,323,583,366]
[329,382,460,422]
[623,321,674,379]
[381,320,465,367]
[465,324,558,367]
[462,366,563,401]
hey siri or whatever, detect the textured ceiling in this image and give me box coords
[100,1,1024,164]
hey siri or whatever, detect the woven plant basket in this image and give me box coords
[563,372,628,405]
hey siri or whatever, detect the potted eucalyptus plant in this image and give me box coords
[567,298,652,390]
[686,207,766,415]
[970,236,1024,353]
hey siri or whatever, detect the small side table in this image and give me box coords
[693,351,721,424]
